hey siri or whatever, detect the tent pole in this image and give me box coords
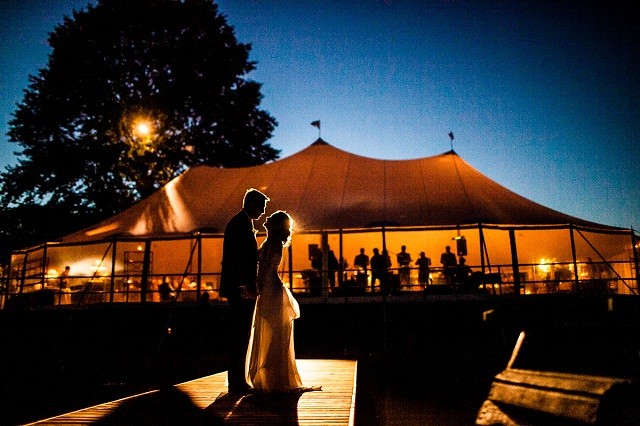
[140,239,152,303]
[109,237,117,303]
[382,225,387,254]
[321,232,329,297]
[338,229,344,288]
[478,225,488,293]
[19,250,29,295]
[2,261,8,306]
[288,243,293,290]
[41,242,48,291]
[196,234,202,301]
[382,225,389,295]
[631,229,639,293]
[569,224,580,294]
[509,229,521,296]
[479,224,486,274]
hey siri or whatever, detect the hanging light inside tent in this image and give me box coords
[453,235,467,256]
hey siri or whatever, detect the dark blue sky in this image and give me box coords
[1,1,638,230]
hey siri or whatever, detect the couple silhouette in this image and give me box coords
[220,189,308,394]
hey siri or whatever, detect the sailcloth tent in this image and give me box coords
[6,139,637,307]
[63,139,613,243]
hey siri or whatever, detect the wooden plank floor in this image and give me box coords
[28,359,357,425]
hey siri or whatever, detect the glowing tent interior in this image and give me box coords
[5,140,639,306]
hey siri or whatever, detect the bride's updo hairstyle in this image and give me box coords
[264,210,292,247]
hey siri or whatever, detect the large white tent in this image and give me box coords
[63,139,614,243]
[6,140,638,306]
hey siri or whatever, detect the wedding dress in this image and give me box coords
[247,239,303,392]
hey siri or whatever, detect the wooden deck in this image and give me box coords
[28,359,357,425]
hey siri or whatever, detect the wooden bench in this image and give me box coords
[476,332,638,425]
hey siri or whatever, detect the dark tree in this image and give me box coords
[1,0,278,229]
[0,205,77,264]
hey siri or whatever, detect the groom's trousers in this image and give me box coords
[227,295,255,390]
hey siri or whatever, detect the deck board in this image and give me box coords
[28,359,357,425]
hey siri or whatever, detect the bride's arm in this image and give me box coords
[255,247,269,295]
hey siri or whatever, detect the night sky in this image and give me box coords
[1,1,638,230]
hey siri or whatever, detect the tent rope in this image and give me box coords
[156,238,198,355]
[75,242,113,306]
[576,229,637,295]
[172,239,198,297]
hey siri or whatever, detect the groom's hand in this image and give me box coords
[239,286,256,300]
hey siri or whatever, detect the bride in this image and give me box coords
[246,210,303,392]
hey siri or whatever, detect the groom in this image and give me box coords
[220,188,269,394]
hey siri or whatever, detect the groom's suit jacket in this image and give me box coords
[219,210,258,299]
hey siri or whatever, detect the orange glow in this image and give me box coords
[538,258,551,274]
[133,119,153,138]
[85,223,119,236]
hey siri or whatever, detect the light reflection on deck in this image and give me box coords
[27,359,357,425]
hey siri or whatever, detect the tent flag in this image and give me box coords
[311,120,321,129]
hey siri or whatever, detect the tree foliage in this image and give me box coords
[1,0,278,231]
[0,205,83,265]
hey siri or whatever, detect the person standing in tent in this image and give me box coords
[59,265,71,305]
[440,245,457,285]
[354,248,370,274]
[416,252,432,288]
[354,248,370,288]
[59,265,71,289]
[370,248,385,292]
[396,245,412,288]
[219,188,269,394]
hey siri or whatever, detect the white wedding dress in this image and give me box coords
[246,239,303,392]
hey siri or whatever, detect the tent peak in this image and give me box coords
[311,138,329,146]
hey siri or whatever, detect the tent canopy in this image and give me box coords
[63,140,614,242]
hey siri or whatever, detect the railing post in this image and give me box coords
[509,229,521,295]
